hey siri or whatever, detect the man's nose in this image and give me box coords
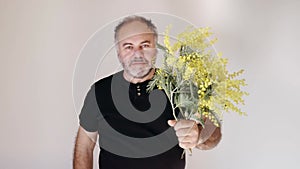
[132,47,144,56]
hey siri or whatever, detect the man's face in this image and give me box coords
[116,21,157,79]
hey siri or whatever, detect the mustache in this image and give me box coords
[130,58,148,64]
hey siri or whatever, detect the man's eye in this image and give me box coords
[124,46,133,50]
[141,44,150,48]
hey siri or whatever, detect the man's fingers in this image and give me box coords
[179,142,196,149]
[167,120,177,127]
[178,135,197,142]
[173,119,196,130]
[175,128,197,137]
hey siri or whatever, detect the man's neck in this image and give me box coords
[123,68,155,84]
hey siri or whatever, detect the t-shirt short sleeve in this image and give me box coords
[79,84,100,132]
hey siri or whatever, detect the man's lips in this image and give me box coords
[130,61,147,65]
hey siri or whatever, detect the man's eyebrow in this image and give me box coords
[122,40,151,47]
[140,40,151,44]
[122,42,133,47]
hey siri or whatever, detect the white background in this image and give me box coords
[1,0,300,169]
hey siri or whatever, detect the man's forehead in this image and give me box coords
[117,21,155,42]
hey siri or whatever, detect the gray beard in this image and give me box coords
[127,67,153,79]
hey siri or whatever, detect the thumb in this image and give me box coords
[168,120,177,127]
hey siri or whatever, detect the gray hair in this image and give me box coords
[114,15,158,42]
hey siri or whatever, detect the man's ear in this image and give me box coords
[115,45,121,59]
[116,52,121,61]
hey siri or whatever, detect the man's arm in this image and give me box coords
[196,119,222,150]
[168,118,222,150]
[196,127,222,150]
[73,126,98,169]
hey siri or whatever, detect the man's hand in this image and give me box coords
[168,119,199,149]
[168,118,222,150]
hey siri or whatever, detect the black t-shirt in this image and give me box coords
[79,71,186,169]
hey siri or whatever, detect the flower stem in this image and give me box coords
[170,91,178,121]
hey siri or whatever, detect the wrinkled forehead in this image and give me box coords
[116,21,155,42]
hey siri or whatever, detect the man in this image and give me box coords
[73,15,222,169]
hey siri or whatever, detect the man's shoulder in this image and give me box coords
[93,71,123,87]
